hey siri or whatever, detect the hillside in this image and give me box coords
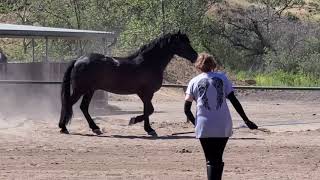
[1,0,320,86]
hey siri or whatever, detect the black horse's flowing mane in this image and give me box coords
[125,32,190,60]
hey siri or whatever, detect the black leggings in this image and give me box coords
[199,138,229,165]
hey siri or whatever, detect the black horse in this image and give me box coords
[58,32,198,136]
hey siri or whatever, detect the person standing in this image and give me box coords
[184,52,258,180]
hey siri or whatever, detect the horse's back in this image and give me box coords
[74,53,117,66]
[71,53,145,93]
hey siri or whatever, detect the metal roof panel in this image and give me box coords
[0,23,115,39]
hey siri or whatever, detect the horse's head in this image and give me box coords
[170,31,198,63]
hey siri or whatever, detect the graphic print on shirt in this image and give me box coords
[197,78,211,110]
[211,77,224,110]
[197,77,224,111]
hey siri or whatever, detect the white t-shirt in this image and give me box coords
[185,72,234,138]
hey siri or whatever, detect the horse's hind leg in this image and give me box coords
[59,92,82,134]
[80,91,103,135]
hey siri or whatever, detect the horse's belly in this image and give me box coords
[98,77,140,95]
[102,86,138,95]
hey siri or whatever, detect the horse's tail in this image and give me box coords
[59,60,77,128]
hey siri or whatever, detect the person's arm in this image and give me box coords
[184,95,195,126]
[227,91,258,129]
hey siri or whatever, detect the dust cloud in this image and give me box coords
[0,84,61,129]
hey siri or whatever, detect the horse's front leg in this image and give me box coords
[129,93,157,136]
[142,101,157,136]
[128,102,156,136]
[129,115,144,125]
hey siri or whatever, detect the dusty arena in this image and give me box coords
[0,88,319,180]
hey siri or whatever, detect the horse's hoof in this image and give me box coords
[93,129,103,135]
[60,129,69,134]
[147,130,158,137]
[128,117,136,125]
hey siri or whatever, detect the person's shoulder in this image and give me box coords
[210,71,232,82]
[188,73,203,84]
[209,71,226,78]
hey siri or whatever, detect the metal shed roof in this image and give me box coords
[0,23,115,39]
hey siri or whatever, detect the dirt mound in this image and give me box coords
[164,57,198,84]
[164,57,254,86]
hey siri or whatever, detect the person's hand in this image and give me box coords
[244,120,258,130]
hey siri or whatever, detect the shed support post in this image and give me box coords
[45,37,48,62]
[32,38,35,62]
[102,38,106,55]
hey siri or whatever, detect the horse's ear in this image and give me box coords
[178,30,181,35]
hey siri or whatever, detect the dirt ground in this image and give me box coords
[0,88,320,180]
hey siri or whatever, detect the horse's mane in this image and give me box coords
[125,32,190,61]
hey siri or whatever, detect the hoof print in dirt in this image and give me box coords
[177,148,192,153]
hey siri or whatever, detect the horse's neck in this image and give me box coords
[142,47,174,71]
